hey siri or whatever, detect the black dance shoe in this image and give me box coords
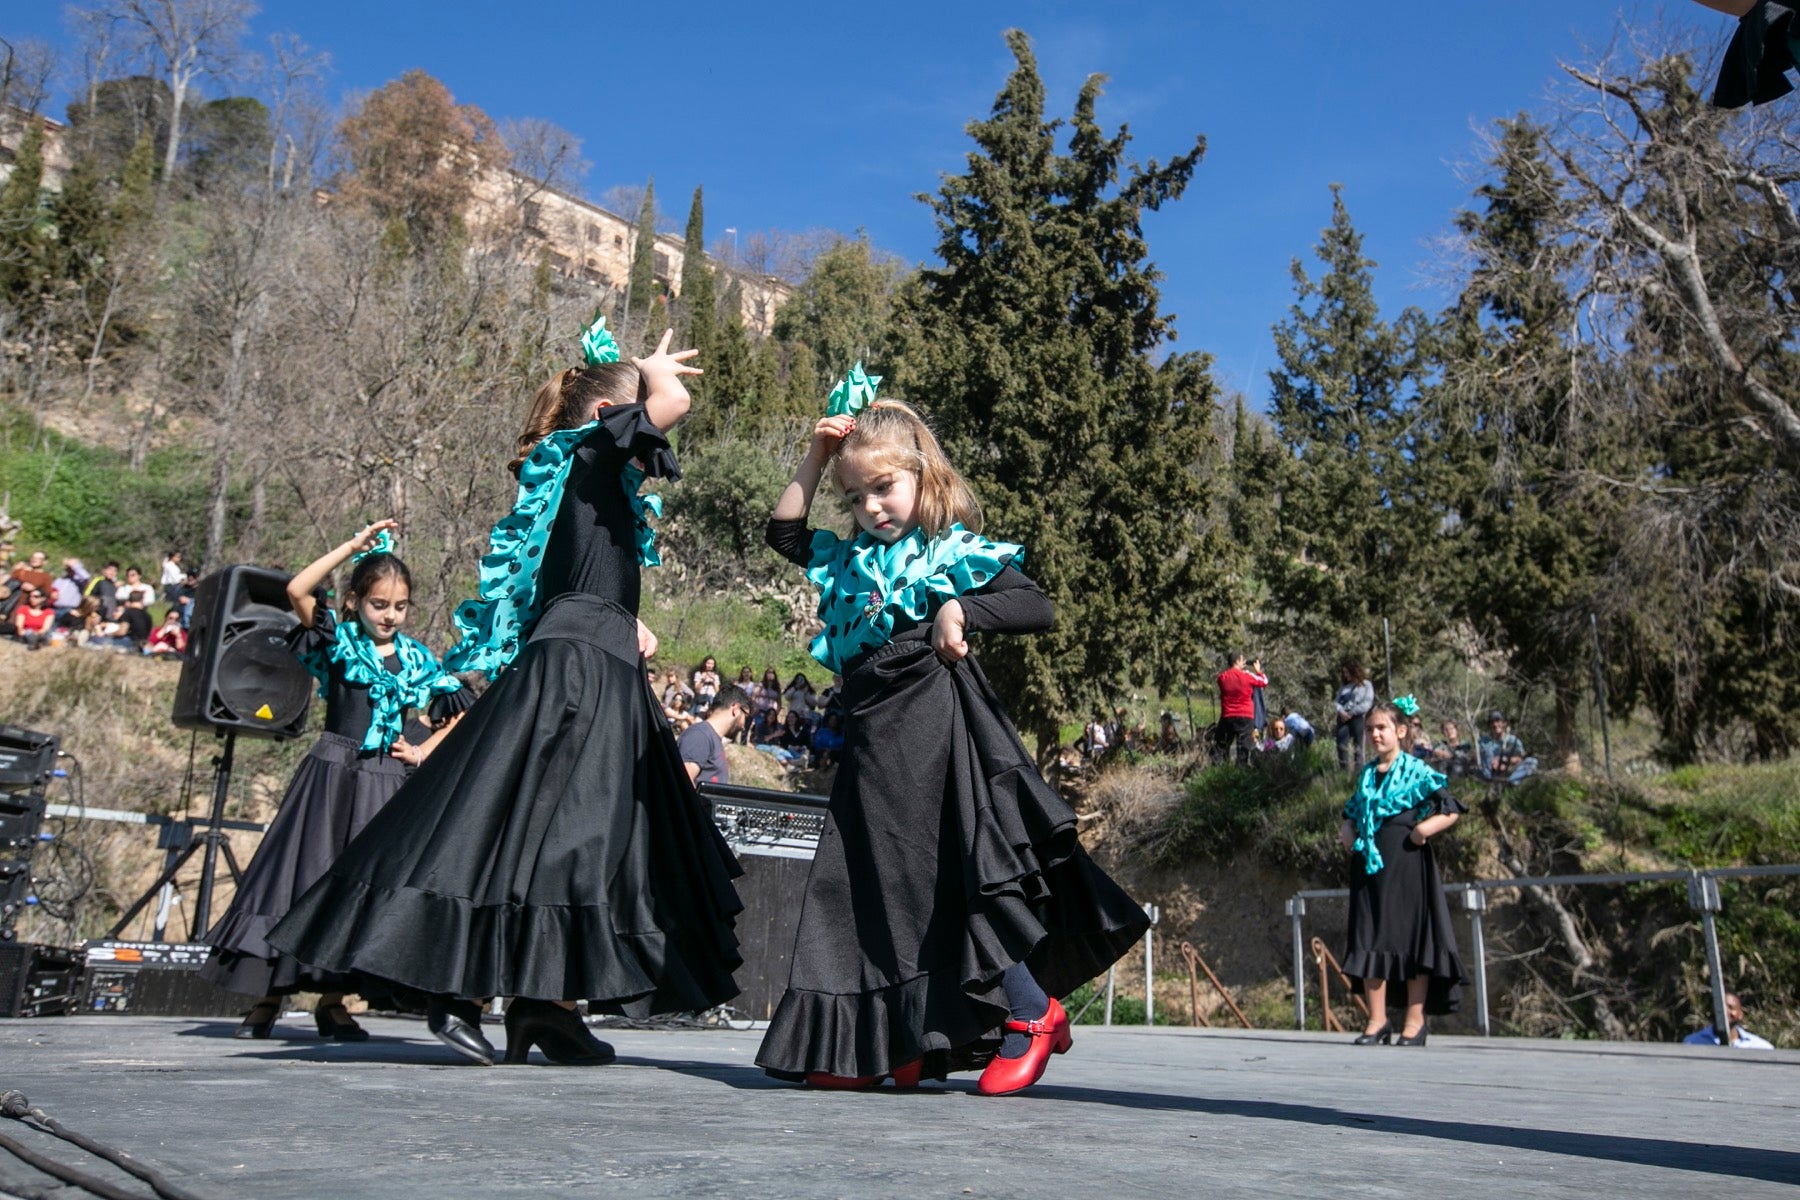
[1395,1024,1428,1047]
[502,998,616,1066]
[232,999,280,1040]
[426,997,495,1065]
[1352,1022,1392,1045]
[314,1002,370,1042]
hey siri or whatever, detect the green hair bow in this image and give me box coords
[580,310,621,366]
[826,362,882,417]
[350,528,395,565]
[1392,694,1420,717]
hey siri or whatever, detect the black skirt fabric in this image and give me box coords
[755,638,1149,1080]
[266,594,743,1012]
[1343,811,1467,1015]
[200,732,409,998]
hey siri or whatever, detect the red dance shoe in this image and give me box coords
[977,996,1071,1097]
[805,1059,923,1090]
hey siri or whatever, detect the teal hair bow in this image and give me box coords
[826,362,882,417]
[1393,694,1420,718]
[580,311,621,366]
[350,529,395,565]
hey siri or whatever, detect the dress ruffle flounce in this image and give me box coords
[269,594,742,1012]
[755,639,1147,1080]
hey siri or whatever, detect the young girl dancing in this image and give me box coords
[755,368,1148,1095]
[202,521,470,1039]
[270,323,742,1066]
[1339,700,1469,1046]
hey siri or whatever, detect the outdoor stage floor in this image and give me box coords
[0,1016,1796,1198]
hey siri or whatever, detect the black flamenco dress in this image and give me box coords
[1342,765,1468,1015]
[267,405,742,1012]
[200,610,472,998]
[754,518,1149,1081]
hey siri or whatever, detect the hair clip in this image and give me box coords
[826,362,882,417]
[580,310,621,366]
[1392,694,1420,717]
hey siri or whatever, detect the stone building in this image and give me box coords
[0,108,73,192]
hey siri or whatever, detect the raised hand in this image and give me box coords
[351,518,400,554]
[633,329,702,432]
[809,415,857,462]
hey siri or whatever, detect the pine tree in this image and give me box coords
[1432,118,1610,765]
[887,30,1236,752]
[693,278,752,439]
[1264,187,1433,693]
[772,234,898,383]
[627,176,657,325]
[677,185,716,372]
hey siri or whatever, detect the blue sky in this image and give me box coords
[7,2,1730,400]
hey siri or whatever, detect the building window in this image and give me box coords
[613,235,624,249]
[654,252,670,276]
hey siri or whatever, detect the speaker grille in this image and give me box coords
[208,623,313,729]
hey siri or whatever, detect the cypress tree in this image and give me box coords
[627,176,657,325]
[887,30,1235,752]
[0,119,48,307]
[678,185,716,370]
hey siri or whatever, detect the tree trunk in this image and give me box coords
[1552,675,1583,774]
[161,66,188,181]
[205,322,250,569]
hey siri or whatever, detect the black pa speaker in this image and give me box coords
[171,566,313,740]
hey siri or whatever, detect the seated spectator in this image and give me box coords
[660,668,694,711]
[817,674,844,721]
[665,692,697,732]
[1282,711,1317,746]
[147,610,188,658]
[1157,711,1183,754]
[116,593,154,650]
[118,566,156,609]
[811,711,845,767]
[1083,712,1110,759]
[13,586,55,649]
[176,570,199,628]
[1683,991,1774,1049]
[783,673,820,731]
[1409,715,1436,760]
[751,668,783,741]
[86,562,122,619]
[9,550,53,593]
[1477,710,1538,784]
[56,597,102,647]
[1265,717,1295,753]
[776,708,811,753]
[50,560,90,617]
[678,684,749,786]
[1431,719,1473,774]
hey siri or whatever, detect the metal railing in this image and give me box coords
[1286,863,1800,1040]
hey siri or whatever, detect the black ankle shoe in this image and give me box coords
[503,998,616,1066]
[426,997,495,1065]
[1352,1022,1393,1045]
[1395,1024,1428,1046]
[233,999,280,1040]
[315,1002,370,1042]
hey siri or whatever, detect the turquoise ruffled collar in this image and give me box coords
[803,523,1023,673]
[299,618,462,753]
[1344,754,1447,874]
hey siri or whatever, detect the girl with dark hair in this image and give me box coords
[269,324,741,1067]
[691,655,720,710]
[756,368,1147,1095]
[202,520,471,1040]
[1339,701,1468,1046]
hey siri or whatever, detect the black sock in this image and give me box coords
[998,963,1050,1058]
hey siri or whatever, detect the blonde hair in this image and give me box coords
[509,361,643,475]
[831,400,982,537]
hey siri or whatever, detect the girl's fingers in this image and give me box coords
[670,347,700,361]
[655,328,673,355]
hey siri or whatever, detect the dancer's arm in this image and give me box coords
[390,712,465,767]
[631,329,702,433]
[933,568,1054,663]
[286,519,398,629]
[772,416,855,524]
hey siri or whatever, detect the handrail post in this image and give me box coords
[1688,872,1730,1044]
[1286,895,1306,1030]
[1462,888,1491,1037]
[1143,903,1159,1027]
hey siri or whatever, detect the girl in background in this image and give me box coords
[756,370,1146,1095]
[202,521,470,1040]
[1340,700,1468,1046]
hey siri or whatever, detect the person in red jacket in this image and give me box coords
[1214,652,1268,765]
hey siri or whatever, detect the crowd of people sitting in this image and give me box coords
[1078,653,1541,786]
[1,545,196,658]
[652,654,847,773]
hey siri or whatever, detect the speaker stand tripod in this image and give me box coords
[109,730,246,941]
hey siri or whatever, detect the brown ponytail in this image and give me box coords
[509,361,644,476]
